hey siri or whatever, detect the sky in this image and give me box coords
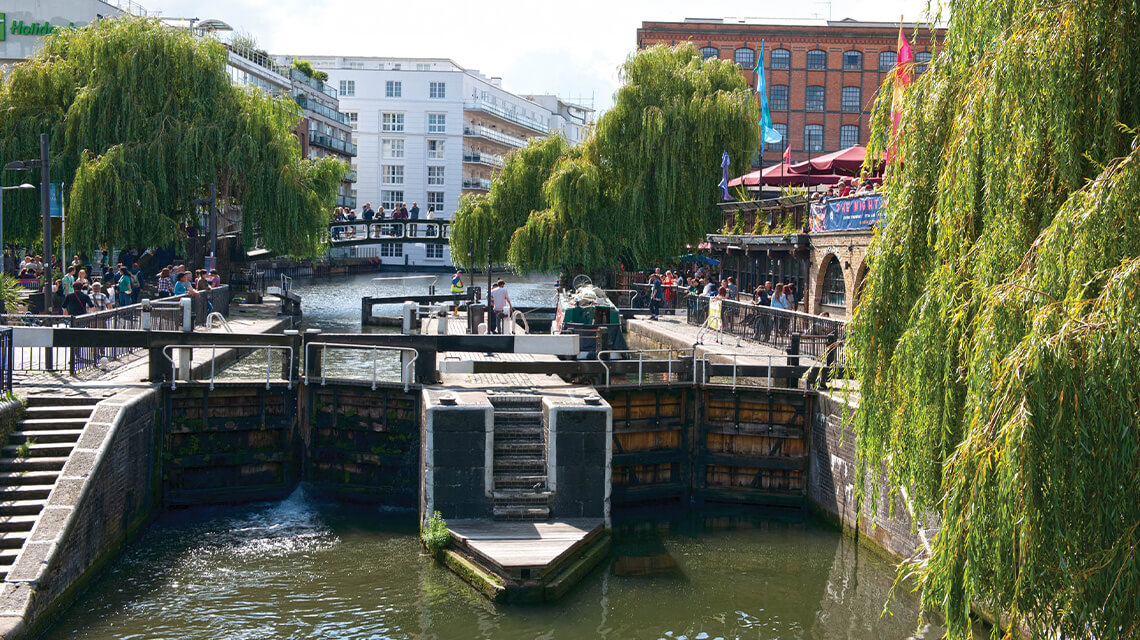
[148,0,934,113]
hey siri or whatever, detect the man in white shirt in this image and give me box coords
[488,279,512,334]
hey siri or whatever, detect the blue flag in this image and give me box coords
[719,151,732,201]
[755,40,783,156]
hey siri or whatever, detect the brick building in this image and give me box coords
[636,18,944,159]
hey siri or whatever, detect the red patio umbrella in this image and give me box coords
[789,145,881,176]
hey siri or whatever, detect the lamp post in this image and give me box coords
[4,133,52,318]
[191,182,218,266]
[0,183,37,275]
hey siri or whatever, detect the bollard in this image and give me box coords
[141,299,152,331]
[436,306,447,335]
[175,347,192,382]
[402,301,417,334]
[181,297,193,332]
[786,333,801,389]
[304,328,323,381]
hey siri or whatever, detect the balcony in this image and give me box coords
[295,94,351,127]
[343,168,357,183]
[290,68,338,100]
[462,150,505,169]
[337,194,357,209]
[462,177,492,191]
[309,130,358,156]
[463,124,527,149]
[463,98,549,134]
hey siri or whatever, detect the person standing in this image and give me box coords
[726,276,739,301]
[426,205,435,220]
[157,268,174,298]
[172,272,189,296]
[116,266,133,307]
[64,283,93,316]
[90,282,113,310]
[488,279,512,334]
[649,274,663,320]
[410,202,420,220]
[62,266,77,296]
[129,262,143,303]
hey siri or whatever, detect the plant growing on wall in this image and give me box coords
[849,0,1140,636]
[420,511,450,557]
[0,18,343,258]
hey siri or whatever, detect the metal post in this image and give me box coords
[787,332,801,389]
[40,135,52,368]
[209,182,218,260]
[486,237,493,306]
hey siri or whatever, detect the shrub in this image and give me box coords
[420,511,450,557]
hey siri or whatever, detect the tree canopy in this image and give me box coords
[0,17,343,257]
[850,0,1140,636]
[449,44,758,274]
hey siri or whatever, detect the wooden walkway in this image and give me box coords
[448,518,605,580]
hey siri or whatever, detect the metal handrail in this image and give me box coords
[602,289,640,308]
[510,310,530,335]
[305,341,419,392]
[596,348,688,388]
[162,344,294,391]
[206,312,232,333]
[694,349,786,391]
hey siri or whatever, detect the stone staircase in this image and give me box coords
[490,396,551,521]
[0,396,98,580]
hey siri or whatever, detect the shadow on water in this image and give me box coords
[42,488,947,640]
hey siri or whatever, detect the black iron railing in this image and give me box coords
[0,328,12,393]
[687,296,846,361]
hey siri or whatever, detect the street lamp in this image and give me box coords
[5,133,53,320]
[0,183,36,274]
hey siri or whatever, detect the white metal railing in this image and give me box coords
[305,342,419,392]
[206,312,232,333]
[509,310,530,335]
[603,289,640,308]
[162,344,295,391]
[463,99,550,133]
[463,124,527,148]
[596,349,690,388]
[695,350,786,391]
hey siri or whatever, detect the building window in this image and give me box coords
[429,81,447,99]
[840,125,859,148]
[427,191,445,213]
[806,86,825,111]
[382,112,404,132]
[823,258,846,307]
[381,190,404,210]
[879,51,896,71]
[425,244,445,259]
[734,48,755,67]
[427,166,445,185]
[346,112,358,130]
[382,165,404,185]
[804,124,823,151]
[806,50,827,70]
[416,63,430,71]
[427,139,446,159]
[698,47,719,60]
[774,123,788,146]
[382,139,404,159]
[770,48,790,69]
[427,113,446,133]
[385,81,402,98]
[916,51,932,73]
[380,243,403,258]
[841,86,862,112]
[769,85,789,111]
[842,51,863,70]
[338,80,355,96]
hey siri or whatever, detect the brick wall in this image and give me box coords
[806,228,872,319]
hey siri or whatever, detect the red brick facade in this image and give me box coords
[636,19,944,161]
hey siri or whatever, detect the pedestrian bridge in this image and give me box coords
[329,221,450,247]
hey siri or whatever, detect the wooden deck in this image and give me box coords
[448,518,605,581]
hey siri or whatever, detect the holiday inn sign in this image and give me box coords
[0,12,79,41]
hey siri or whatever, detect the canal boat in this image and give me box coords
[553,276,629,359]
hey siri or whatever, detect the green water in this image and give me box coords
[41,489,942,639]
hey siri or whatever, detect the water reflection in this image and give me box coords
[43,491,944,639]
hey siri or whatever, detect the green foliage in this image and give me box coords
[292,58,327,82]
[0,18,342,257]
[420,511,450,557]
[450,44,758,273]
[0,274,23,311]
[849,0,1140,637]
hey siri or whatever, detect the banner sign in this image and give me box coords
[708,299,723,331]
[810,194,884,232]
[49,183,63,218]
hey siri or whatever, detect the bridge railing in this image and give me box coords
[328,221,450,243]
[304,342,419,392]
[687,296,846,363]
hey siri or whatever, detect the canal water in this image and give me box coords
[41,273,946,639]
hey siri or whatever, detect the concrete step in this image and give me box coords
[492,505,550,521]
[1,443,76,459]
[493,456,546,472]
[493,473,548,490]
[0,549,19,566]
[0,485,53,501]
[16,418,88,430]
[488,396,542,409]
[0,515,38,533]
[0,533,27,550]
[494,428,543,443]
[0,457,69,472]
[24,406,95,420]
[492,490,552,506]
[493,441,545,456]
[493,410,543,425]
[0,471,60,486]
[0,499,45,516]
[8,429,84,444]
[23,396,102,408]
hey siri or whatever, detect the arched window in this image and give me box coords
[805,86,825,111]
[699,47,719,60]
[806,49,827,70]
[916,51,932,73]
[841,86,862,112]
[734,47,755,67]
[770,48,791,69]
[839,125,859,148]
[769,85,789,111]
[878,50,896,71]
[842,50,862,70]
[822,258,846,307]
[803,124,823,151]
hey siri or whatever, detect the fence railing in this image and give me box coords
[0,328,11,393]
[687,295,846,361]
[630,283,691,311]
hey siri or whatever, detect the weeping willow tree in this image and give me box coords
[449,135,568,269]
[850,0,1140,637]
[449,44,757,273]
[0,17,343,257]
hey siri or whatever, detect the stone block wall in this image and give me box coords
[421,390,492,522]
[545,398,611,523]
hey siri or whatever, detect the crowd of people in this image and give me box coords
[7,249,221,317]
[331,201,437,223]
[811,176,878,202]
[643,265,804,320]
